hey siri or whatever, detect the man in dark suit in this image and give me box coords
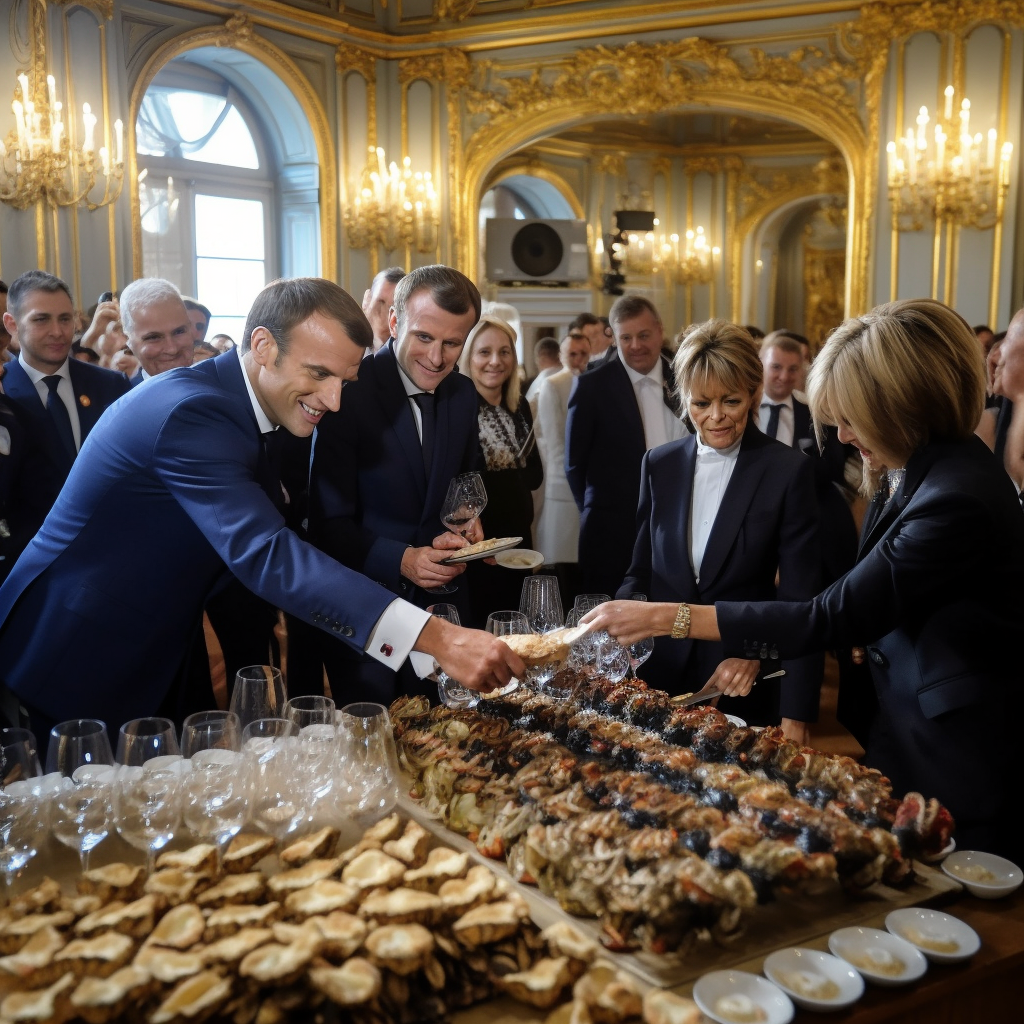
[0,277,521,745]
[566,295,686,596]
[120,277,195,387]
[573,312,616,372]
[305,265,483,704]
[0,272,130,535]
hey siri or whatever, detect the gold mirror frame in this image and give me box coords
[128,17,338,282]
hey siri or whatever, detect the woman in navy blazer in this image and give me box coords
[618,321,822,740]
[588,299,1024,856]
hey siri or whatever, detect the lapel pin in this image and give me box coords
[79,395,91,407]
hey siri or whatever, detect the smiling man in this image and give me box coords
[0,276,522,743]
[303,264,485,704]
[121,278,194,385]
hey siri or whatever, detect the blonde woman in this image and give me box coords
[459,314,543,622]
[617,319,822,736]
[587,299,1024,857]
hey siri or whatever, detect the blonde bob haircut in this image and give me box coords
[808,299,986,489]
[672,319,764,422]
[459,313,521,414]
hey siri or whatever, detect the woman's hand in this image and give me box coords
[705,658,759,697]
[780,718,812,746]
[580,600,676,646]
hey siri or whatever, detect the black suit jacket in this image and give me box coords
[584,346,618,372]
[618,427,823,721]
[717,437,1024,853]
[566,354,678,595]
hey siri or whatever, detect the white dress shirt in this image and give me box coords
[397,359,431,441]
[758,394,795,447]
[623,359,686,450]
[689,435,741,583]
[235,347,431,673]
[19,352,82,450]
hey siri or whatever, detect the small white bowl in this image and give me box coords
[828,926,928,986]
[941,850,1023,899]
[694,970,794,1024]
[494,547,545,570]
[885,908,980,964]
[920,837,956,863]
[763,947,864,1011]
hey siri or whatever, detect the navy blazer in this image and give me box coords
[566,354,677,595]
[307,341,481,607]
[128,370,145,389]
[717,437,1024,854]
[0,357,129,512]
[619,427,823,722]
[0,352,395,730]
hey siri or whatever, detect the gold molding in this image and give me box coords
[481,160,585,219]
[128,19,338,281]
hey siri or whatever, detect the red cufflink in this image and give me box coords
[380,643,393,657]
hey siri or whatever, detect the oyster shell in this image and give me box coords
[363,922,434,975]
[149,969,233,1024]
[279,827,339,867]
[223,833,276,874]
[308,957,382,1007]
[340,849,406,891]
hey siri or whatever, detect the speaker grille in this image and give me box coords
[511,222,564,278]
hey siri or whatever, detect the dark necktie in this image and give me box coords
[765,402,783,439]
[412,392,435,478]
[43,375,77,463]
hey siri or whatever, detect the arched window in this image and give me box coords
[137,51,322,343]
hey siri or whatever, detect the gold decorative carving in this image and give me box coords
[221,13,253,44]
[53,0,113,19]
[435,0,479,21]
[684,157,721,176]
[398,54,444,84]
[804,244,846,351]
[337,45,377,83]
[596,153,626,178]
[651,157,672,177]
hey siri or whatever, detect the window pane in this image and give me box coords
[195,196,265,260]
[188,106,259,169]
[196,258,265,321]
[206,317,246,347]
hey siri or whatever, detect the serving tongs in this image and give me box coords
[670,668,786,709]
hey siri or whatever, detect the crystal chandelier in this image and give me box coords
[344,146,440,253]
[653,225,719,284]
[0,69,124,211]
[886,86,1013,232]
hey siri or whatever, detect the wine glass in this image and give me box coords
[626,594,655,676]
[230,666,287,728]
[243,721,305,842]
[117,718,180,767]
[430,472,489,595]
[1,728,43,787]
[519,576,567,694]
[338,703,399,821]
[484,610,532,698]
[293,723,344,828]
[0,780,51,892]
[427,604,478,710]
[51,769,115,871]
[46,720,114,777]
[283,696,335,730]
[114,764,183,873]
[183,749,249,853]
[180,711,242,758]
[570,595,628,681]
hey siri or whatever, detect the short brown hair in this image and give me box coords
[673,319,763,412]
[8,270,73,317]
[760,332,804,359]
[609,294,661,327]
[808,298,985,487]
[242,278,372,354]
[392,265,481,332]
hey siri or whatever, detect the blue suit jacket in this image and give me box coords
[618,426,823,721]
[565,354,676,595]
[0,352,395,729]
[0,357,129,509]
[128,370,145,389]
[307,340,481,608]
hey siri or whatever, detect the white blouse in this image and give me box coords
[689,435,742,583]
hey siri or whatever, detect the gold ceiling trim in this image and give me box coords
[481,159,585,219]
[127,15,338,280]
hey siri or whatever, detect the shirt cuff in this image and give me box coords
[364,599,431,670]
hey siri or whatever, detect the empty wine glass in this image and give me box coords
[230,666,287,728]
[117,718,180,766]
[114,764,183,873]
[46,720,114,778]
[626,594,655,676]
[183,749,249,853]
[430,472,489,595]
[483,610,532,698]
[0,780,51,891]
[520,576,566,695]
[427,604,478,710]
[1,729,42,787]
[244,721,305,842]
[51,769,115,871]
[570,595,628,681]
[284,696,335,730]
[293,723,343,828]
[180,711,242,758]
[338,703,399,821]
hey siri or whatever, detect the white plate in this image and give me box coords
[494,547,545,570]
[763,947,864,1011]
[441,536,523,564]
[920,837,956,863]
[942,850,1023,899]
[885,908,980,964]
[828,926,928,986]
[694,970,794,1024]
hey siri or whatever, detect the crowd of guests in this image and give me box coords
[1,265,1022,854]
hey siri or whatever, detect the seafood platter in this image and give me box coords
[0,814,698,1024]
[391,674,961,988]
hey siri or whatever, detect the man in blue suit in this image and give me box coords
[0,277,522,745]
[305,265,483,703]
[566,295,686,597]
[1,271,130,537]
